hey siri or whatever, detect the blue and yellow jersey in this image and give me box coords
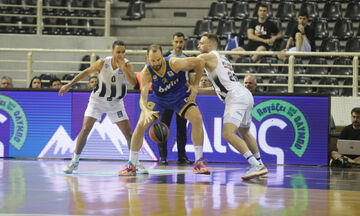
[146,56,188,100]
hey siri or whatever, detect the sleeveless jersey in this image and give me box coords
[92,56,128,100]
[146,56,188,100]
[204,50,248,101]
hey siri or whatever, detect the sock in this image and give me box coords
[194,145,203,161]
[72,153,80,162]
[254,152,263,165]
[243,151,259,167]
[129,150,139,165]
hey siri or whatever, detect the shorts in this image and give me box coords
[223,89,254,128]
[245,42,270,51]
[84,95,129,123]
[147,93,196,120]
[288,37,311,52]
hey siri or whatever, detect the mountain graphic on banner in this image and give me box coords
[38,116,157,161]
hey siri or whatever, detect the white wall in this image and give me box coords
[332,97,360,126]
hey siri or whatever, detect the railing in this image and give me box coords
[0,48,359,96]
[0,0,112,37]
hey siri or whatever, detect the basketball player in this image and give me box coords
[59,40,147,174]
[118,44,210,176]
[197,33,268,180]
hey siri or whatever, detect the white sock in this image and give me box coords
[253,152,263,165]
[194,145,203,161]
[129,150,139,165]
[243,151,259,167]
[72,153,80,162]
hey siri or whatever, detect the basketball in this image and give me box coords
[149,122,169,143]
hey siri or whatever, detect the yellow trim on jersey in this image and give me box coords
[178,101,196,117]
[152,58,167,77]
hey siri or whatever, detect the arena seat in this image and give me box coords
[310,18,329,40]
[345,1,360,21]
[320,37,340,55]
[184,37,199,51]
[299,2,319,21]
[332,18,354,40]
[317,77,340,96]
[238,18,251,40]
[193,19,214,38]
[330,57,353,76]
[294,77,313,94]
[275,2,296,21]
[122,0,145,20]
[216,19,237,39]
[305,57,328,76]
[204,1,228,21]
[284,18,298,38]
[267,76,288,93]
[255,76,266,93]
[81,0,100,17]
[258,56,279,75]
[59,0,78,17]
[229,1,249,20]
[281,58,306,75]
[345,37,360,52]
[341,78,359,96]
[234,57,257,78]
[54,18,74,35]
[322,1,342,22]
[43,0,56,16]
[76,19,97,36]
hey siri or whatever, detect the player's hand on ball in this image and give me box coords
[142,109,158,126]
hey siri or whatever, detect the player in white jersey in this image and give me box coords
[197,33,268,180]
[58,40,147,174]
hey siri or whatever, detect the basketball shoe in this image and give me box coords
[118,161,136,176]
[241,164,268,180]
[63,160,79,174]
[193,158,211,175]
[136,161,149,175]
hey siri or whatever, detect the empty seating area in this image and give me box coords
[0,0,105,36]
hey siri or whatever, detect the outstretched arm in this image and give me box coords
[139,66,157,125]
[170,57,205,101]
[59,59,104,96]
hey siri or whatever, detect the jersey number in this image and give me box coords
[111,76,116,82]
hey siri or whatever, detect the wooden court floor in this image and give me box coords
[1,158,360,216]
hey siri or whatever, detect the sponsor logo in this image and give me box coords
[0,94,28,150]
[252,99,309,157]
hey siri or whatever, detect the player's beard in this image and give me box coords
[153,62,162,71]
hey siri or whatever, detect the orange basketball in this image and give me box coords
[149,122,169,143]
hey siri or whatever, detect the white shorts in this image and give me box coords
[288,37,311,52]
[84,95,129,123]
[223,89,254,128]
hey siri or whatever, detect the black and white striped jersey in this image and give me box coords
[205,50,248,102]
[92,56,128,100]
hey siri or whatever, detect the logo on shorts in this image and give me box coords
[0,94,28,150]
[252,99,309,157]
[117,111,123,118]
[105,63,109,69]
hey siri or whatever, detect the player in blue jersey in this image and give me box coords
[118,44,211,176]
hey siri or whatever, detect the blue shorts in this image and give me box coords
[147,93,196,120]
